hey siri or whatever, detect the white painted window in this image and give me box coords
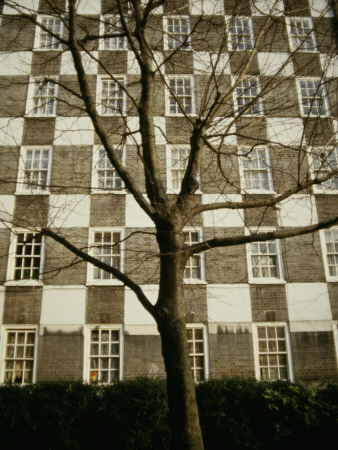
[101,16,126,50]
[167,76,195,115]
[17,147,52,194]
[0,327,37,384]
[298,79,329,117]
[186,325,208,382]
[235,77,263,116]
[168,146,189,191]
[184,230,204,281]
[92,147,124,191]
[247,233,284,283]
[320,228,338,281]
[88,229,123,284]
[240,148,273,192]
[27,79,58,116]
[85,326,122,383]
[165,16,191,50]
[229,17,254,51]
[253,324,293,380]
[98,77,126,115]
[7,231,43,282]
[287,17,317,52]
[36,16,63,50]
[310,147,338,192]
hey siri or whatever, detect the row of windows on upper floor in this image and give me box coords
[0,322,296,384]
[15,145,338,195]
[33,14,323,53]
[25,76,332,118]
[4,225,338,286]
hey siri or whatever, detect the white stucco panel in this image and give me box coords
[190,0,224,15]
[207,284,252,323]
[48,195,90,228]
[0,52,32,75]
[124,285,158,325]
[54,117,94,146]
[125,195,155,228]
[40,287,86,325]
[286,283,332,321]
[266,118,304,145]
[75,0,101,14]
[251,0,284,15]
[126,117,142,144]
[320,54,338,78]
[154,117,166,145]
[3,0,39,14]
[202,194,244,227]
[193,52,230,75]
[278,195,318,227]
[207,118,237,146]
[258,53,294,76]
[0,288,4,325]
[309,0,335,17]
[60,51,98,75]
[0,118,24,146]
[0,195,15,229]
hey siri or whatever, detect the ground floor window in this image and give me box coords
[187,325,208,382]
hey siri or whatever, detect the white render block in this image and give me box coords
[193,52,230,75]
[60,51,98,75]
[0,195,15,229]
[258,52,294,76]
[75,0,101,14]
[154,117,166,145]
[48,195,90,228]
[40,287,86,325]
[251,0,284,15]
[190,0,224,15]
[0,287,4,324]
[207,284,252,323]
[0,52,32,75]
[54,117,94,145]
[278,195,318,227]
[207,118,237,146]
[125,195,154,228]
[127,51,141,74]
[126,117,142,144]
[320,54,338,78]
[0,118,24,146]
[309,0,335,17]
[124,286,157,325]
[266,118,304,145]
[286,283,332,321]
[202,194,244,227]
[2,0,39,14]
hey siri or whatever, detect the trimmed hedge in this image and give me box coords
[0,378,337,449]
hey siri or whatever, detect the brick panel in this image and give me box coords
[328,283,338,320]
[250,284,288,322]
[86,285,124,323]
[0,76,28,117]
[3,286,43,324]
[22,118,56,145]
[0,147,20,195]
[124,334,165,379]
[13,195,49,228]
[0,229,10,284]
[184,284,208,322]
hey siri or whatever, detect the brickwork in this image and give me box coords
[3,287,43,324]
[124,335,165,379]
[250,285,288,322]
[86,285,124,324]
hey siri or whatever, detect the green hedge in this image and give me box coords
[0,378,337,449]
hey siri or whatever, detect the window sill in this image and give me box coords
[184,278,207,285]
[241,189,275,195]
[86,280,123,286]
[91,189,126,195]
[4,280,44,287]
[249,278,286,285]
[15,190,50,195]
[25,114,57,118]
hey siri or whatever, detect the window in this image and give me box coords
[167,76,195,115]
[165,16,191,50]
[311,147,338,192]
[99,77,126,115]
[321,228,338,280]
[88,230,122,283]
[287,17,317,52]
[17,147,52,194]
[298,79,329,117]
[247,235,284,283]
[229,17,254,51]
[254,324,292,380]
[8,231,43,282]
[92,147,124,191]
[235,78,263,115]
[240,148,273,192]
[37,16,63,50]
[28,80,58,116]
[187,326,208,382]
[1,328,36,384]
[169,146,189,190]
[102,16,126,50]
[184,230,204,281]
[87,327,121,383]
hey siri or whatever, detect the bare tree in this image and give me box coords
[0,0,338,448]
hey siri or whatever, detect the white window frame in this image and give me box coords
[16,146,53,195]
[99,15,127,50]
[297,78,330,117]
[308,146,338,193]
[34,15,63,51]
[166,76,196,116]
[97,76,127,116]
[26,78,58,117]
[233,76,264,116]
[186,324,209,382]
[184,228,205,283]
[163,16,192,50]
[320,228,338,281]
[166,145,201,193]
[87,228,124,285]
[83,325,123,383]
[0,325,38,385]
[246,229,284,284]
[6,229,45,286]
[239,147,274,193]
[227,16,255,51]
[91,145,125,193]
[286,17,318,53]
[252,323,294,381]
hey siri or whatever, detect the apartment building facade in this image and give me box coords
[0,0,338,385]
